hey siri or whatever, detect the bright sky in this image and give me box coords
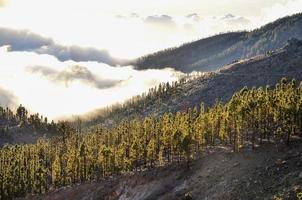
[0,0,301,119]
[0,0,301,59]
[0,47,181,119]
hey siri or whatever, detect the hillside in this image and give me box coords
[0,105,72,146]
[134,13,302,72]
[2,2,302,200]
[3,75,302,199]
[85,38,302,129]
[22,140,302,200]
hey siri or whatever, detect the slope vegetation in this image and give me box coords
[23,140,302,200]
[134,13,302,72]
[0,105,73,146]
[87,38,302,128]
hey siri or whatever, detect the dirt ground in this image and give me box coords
[22,139,302,200]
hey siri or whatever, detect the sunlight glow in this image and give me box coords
[0,0,301,119]
[0,0,300,58]
[0,49,181,119]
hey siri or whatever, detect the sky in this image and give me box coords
[0,46,181,119]
[0,0,301,58]
[0,0,301,119]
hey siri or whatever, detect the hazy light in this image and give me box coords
[0,0,300,58]
[0,48,182,119]
[0,0,301,119]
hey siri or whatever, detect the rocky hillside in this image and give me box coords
[85,38,302,128]
[22,139,302,200]
[134,13,302,72]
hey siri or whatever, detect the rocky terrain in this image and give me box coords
[22,139,302,200]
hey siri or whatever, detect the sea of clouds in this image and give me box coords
[0,44,181,120]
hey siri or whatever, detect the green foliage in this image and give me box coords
[83,72,213,130]
[0,104,73,140]
[1,79,302,199]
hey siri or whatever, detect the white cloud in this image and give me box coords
[221,13,235,20]
[26,65,122,89]
[219,14,251,29]
[0,87,16,107]
[144,15,176,28]
[130,13,140,18]
[0,47,182,119]
[0,45,10,52]
[0,0,300,59]
[0,27,125,65]
[186,13,201,22]
[256,0,302,27]
[0,0,300,121]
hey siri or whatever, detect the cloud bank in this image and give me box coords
[0,87,16,108]
[144,15,176,28]
[186,13,201,22]
[26,65,121,89]
[0,46,181,119]
[219,14,251,28]
[0,27,126,65]
[0,0,301,59]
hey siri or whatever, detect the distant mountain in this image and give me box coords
[133,13,302,73]
[87,38,302,128]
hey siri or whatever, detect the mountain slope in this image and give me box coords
[23,140,302,200]
[0,105,67,146]
[134,13,302,73]
[87,38,302,128]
